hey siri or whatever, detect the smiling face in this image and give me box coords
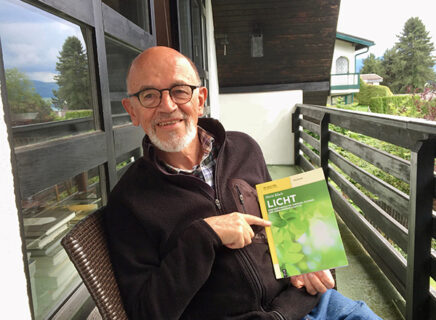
[122,47,207,153]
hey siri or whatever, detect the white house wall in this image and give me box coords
[0,81,32,318]
[219,91,302,165]
[331,39,356,74]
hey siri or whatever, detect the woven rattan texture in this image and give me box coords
[61,209,128,320]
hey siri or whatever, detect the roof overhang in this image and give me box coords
[336,32,375,51]
[213,0,341,105]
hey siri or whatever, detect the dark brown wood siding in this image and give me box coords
[213,0,340,105]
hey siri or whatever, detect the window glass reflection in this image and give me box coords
[105,37,141,125]
[0,0,95,146]
[23,167,102,320]
[191,0,203,68]
[116,148,142,179]
[102,0,150,32]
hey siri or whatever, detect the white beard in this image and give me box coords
[148,116,197,153]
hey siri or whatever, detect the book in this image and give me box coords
[34,258,77,289]
[28,229,69,257]
[26,225,68,250]
[39,270,80,301]
[256,168,348,279]
[35,248,68,269]
[23,208,75,237]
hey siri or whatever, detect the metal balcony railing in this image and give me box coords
[293,104,436,320]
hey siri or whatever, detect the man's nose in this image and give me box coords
[157,90,177,112]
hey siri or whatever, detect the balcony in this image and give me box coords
[330,73,360,95]
[290,104,436,319]
[10,104,436,320]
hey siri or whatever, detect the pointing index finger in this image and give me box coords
[242,214,272,226]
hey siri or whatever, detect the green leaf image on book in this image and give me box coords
[256,168,348,279]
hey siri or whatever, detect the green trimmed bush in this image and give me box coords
[355,79,393,106]
[65,109,93,119]
[369,97,384,113]
[369,95,414,115]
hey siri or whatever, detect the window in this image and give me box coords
[0,1,104,318]
[105,37,141,125]
[336,56,349,74]
[178,0,210,115]
[24,168,102,320]
[0,0,153,318]
[102,0,150,32]
[0,0,96,147]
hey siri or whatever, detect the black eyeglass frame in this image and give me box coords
[127,84,200,108]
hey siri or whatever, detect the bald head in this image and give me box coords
[126,46,200,94]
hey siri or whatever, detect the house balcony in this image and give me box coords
[288,104,436,320]
[330,73,360,95]
[9,104,436,320]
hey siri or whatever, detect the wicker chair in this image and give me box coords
[61,208,337,319]
[61,208,128,320]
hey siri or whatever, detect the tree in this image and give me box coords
[380,47,401,91]
[391,17,436,93]
[52,36,90,110]
[5,68,54,121]
[360,53,383,75]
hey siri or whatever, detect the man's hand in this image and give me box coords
[290,270,335,295]
[204,212,271,249]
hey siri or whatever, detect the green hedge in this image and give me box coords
[369,95,415,115]
[65,109,93,119]
[355,79,393,106]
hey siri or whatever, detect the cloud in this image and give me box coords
[0,0,87,81]
[1,21,73,71]
[26,72,58,82]
[338,0,436,58]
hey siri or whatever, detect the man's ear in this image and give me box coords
[197,87,208,117]
[122,98,140,126]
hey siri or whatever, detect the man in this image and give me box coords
[105,46,381,319]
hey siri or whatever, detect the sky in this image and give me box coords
[0,0,85,82]
[337,0,436,60]
[1,0,435,82]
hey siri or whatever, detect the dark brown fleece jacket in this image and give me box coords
[105,118,320,320]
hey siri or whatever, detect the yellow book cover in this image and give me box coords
[256,168,348,279]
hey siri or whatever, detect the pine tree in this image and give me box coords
[360,53,383,75]
[380,47,401,91]
[392,17,436,93]
[52,36,90,110]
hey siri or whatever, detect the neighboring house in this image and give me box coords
[361,73,383,85]
[329,32,375,105]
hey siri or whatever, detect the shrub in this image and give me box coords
[369,95,414,115]
[65,109,93,119]
[369,97,384,113]
[355,78,393,106]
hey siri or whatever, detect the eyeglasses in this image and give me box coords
[128,84,200,108]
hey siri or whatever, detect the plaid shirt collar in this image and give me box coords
[161,126,217,187]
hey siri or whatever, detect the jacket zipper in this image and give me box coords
[272,310,286,320]
[234,184,267,312]
[235,185,247,213]
[236,249,266,312]
[215,198,221,210]
[234,185,286,320]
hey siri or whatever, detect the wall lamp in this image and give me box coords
[251,25,263,58]
[215,33,229,56]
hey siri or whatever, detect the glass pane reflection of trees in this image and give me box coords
[0,0,95,147]
[0,1,101,319]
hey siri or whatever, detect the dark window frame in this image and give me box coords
[0,0,156,318]
[177,0,210,115]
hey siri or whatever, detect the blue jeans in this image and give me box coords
[302,289,382,320]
